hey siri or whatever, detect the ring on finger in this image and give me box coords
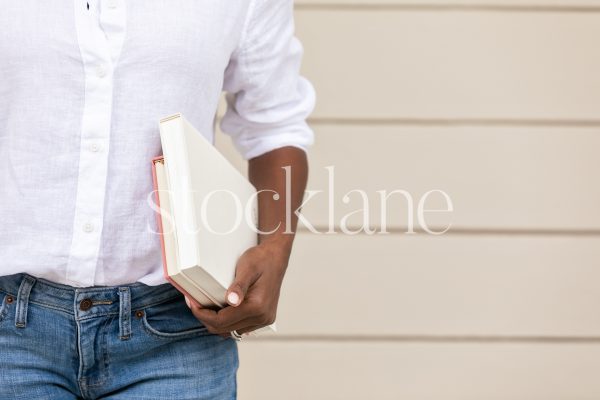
[230,330,243,341]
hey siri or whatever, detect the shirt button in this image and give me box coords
[80,298,93,311]
[83,222,94,233]
[96,64,108,78]
[89,143,102,152]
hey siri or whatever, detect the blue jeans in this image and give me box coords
[0,273,238,399]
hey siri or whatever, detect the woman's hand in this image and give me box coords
[187,146,308,337]
[186,240,289,336]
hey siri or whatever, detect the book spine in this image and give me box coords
[151,157,203,309]
[161,117,200,269]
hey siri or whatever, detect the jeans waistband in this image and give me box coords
[0,273,181,318]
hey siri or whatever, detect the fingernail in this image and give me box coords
[184,296,191,308]
[227,292,240,306]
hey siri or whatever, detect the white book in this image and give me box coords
[152,113,276,333]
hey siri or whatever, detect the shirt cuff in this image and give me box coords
[229,127,315,160]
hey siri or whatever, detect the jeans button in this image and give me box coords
[80,298,93,311]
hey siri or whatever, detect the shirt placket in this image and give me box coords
[66,0,126,287]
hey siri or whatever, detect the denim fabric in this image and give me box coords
[0,273,238,399]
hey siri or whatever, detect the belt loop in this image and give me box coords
[15,275,36,329]
[118,287,131,340]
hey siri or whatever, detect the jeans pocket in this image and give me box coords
[139,295,209,340]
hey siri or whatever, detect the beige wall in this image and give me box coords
[216,1,600,398]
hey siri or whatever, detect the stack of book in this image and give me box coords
[151,113,275,333]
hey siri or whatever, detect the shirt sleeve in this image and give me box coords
[220,0,316,160]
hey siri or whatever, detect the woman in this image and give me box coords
[0,0,314,398]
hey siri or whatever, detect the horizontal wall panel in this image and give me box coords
[296,0,600,7]
[239,341,600,400]
[216,125,600,231]
[303,125,600,231]
[295,10,600,121]
[268,233,600,336]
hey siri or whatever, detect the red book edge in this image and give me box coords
[151,155,203,308]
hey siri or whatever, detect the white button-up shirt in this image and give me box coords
[0,0,315,287]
